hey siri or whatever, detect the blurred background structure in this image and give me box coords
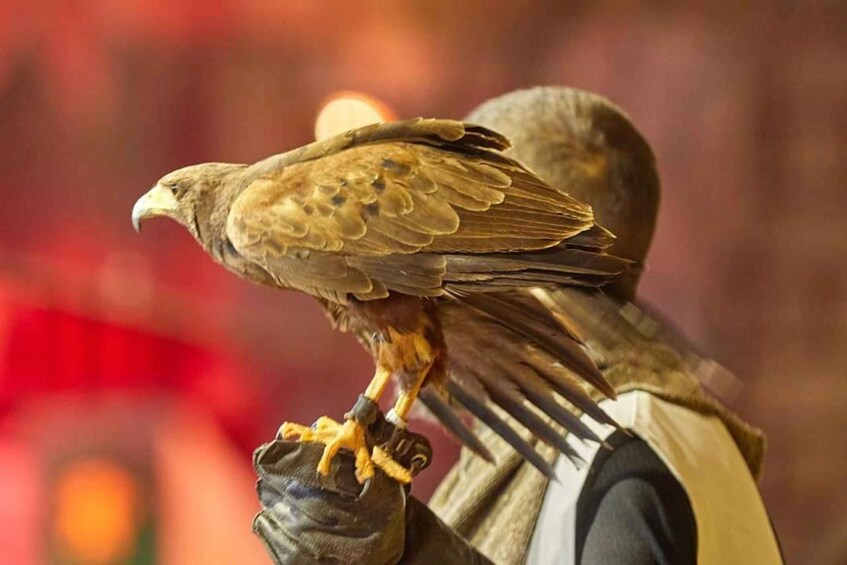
[0,2,845,563]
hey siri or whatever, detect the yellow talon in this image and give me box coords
[278,416,415,484]
[373,446,413,484]
[279,421,314,441]
[316,419,372,481]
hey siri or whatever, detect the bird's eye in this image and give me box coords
[168,183,181,196]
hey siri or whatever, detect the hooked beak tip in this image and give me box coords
[132,185,176,234]
[131,197,147,233]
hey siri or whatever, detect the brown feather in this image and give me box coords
[143,118,628,475]
[225,119,621,301]
[465,359,585,465]
[419,388,494,463]
[445,380,558,480]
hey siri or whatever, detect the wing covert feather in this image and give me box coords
[225,119,609,301]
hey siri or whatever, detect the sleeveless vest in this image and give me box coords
[526,390,781,564]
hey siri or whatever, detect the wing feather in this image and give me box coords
[226,119,620,301]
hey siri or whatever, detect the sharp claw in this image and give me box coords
[282,416,405,484]
[356,466,374,484]
[360,476,373,497]
[410,454,428,476]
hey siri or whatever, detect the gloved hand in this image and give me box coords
[252,416,492,565]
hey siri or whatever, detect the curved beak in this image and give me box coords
[132,185,178,233]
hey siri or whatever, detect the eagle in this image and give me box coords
[132,119,627,483]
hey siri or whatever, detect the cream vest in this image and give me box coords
[526,390,782,564]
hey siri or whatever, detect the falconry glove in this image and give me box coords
[253,427,491,564]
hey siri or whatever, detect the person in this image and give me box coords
[251,87,783,564]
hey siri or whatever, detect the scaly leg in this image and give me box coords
[374,334,433,481]
[280,365,393,483]
[280,329,434,484]
[369,370,430,483]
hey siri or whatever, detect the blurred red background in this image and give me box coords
[1,2,845,563]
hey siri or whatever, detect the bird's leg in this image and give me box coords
[280,328,436,484]
[279,364,394,483]
[385,369,427,428]
[371,332,434,482]
[386,329,434,427]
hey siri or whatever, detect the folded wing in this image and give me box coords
[226,119,625,303]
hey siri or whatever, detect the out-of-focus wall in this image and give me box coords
[0,2,845,562]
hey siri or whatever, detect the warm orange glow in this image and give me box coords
[54,459,142,564]
[314,90,397,140]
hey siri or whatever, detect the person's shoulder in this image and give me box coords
[576,432,698,564]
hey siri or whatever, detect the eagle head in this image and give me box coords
[132,163,246,242]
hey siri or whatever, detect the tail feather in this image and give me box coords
[495,359,607,445]
[467,362,585,466]
[445,380,558,480]
[419,388,494,463]
[457,293,616,399]
[424,299,621,477]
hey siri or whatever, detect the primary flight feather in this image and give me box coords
[132,118,627,482]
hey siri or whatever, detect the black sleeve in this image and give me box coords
[576,432,697,565]
[400,497,493,565]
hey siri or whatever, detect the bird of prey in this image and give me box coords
[132,119,627,483]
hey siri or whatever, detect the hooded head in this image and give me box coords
[465,87,660,300]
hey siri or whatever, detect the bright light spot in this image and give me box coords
[314,91,396,141]
[54,459,142,564]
